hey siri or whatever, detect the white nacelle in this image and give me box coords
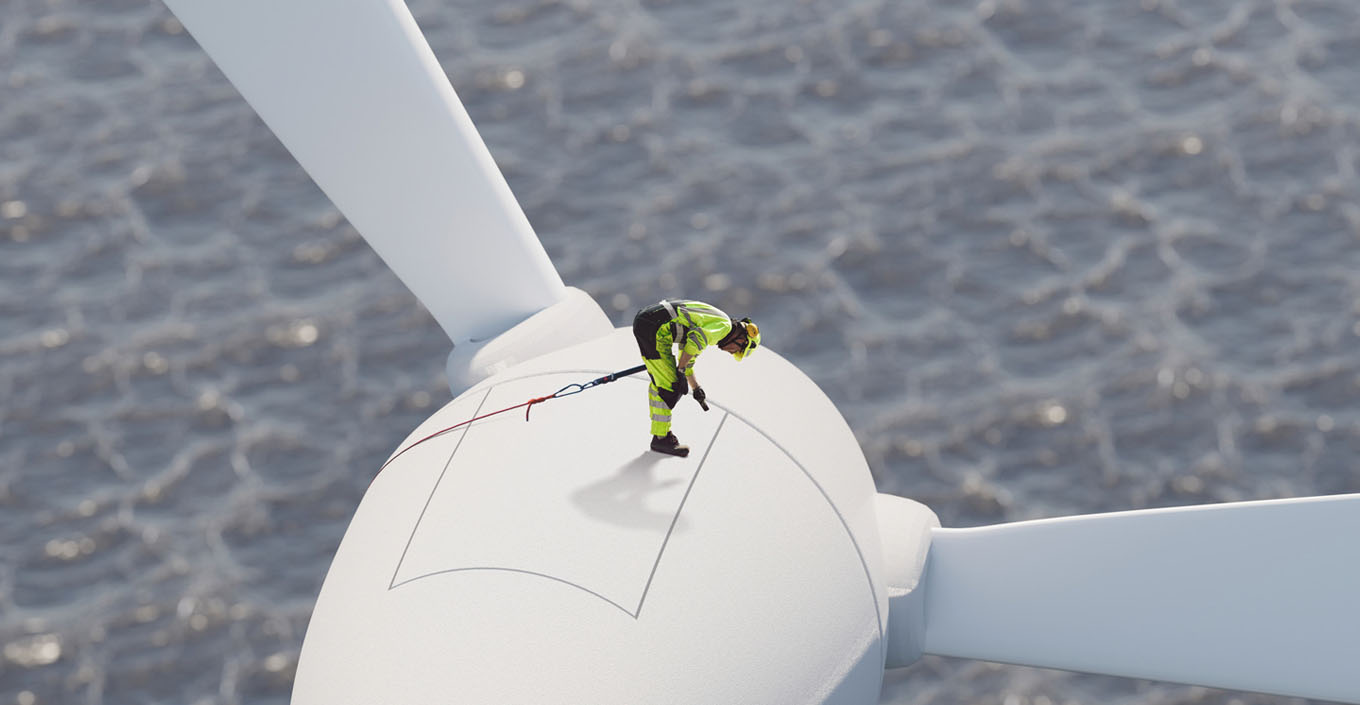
[293,328,916,704]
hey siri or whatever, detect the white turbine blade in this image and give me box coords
[922,494,1360,704]
[161,0,565,344]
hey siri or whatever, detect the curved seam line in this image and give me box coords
[389,387,493,590]
[635,412,729,619]
[401,369,883,662]
[391,567,635,617]
[717,406,887,664]
[461,367,636,397]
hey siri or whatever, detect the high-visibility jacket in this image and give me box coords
[650,300,734,375]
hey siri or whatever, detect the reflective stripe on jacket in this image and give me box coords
[655,300,733,374]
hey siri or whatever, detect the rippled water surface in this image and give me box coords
[3,0,1359,703]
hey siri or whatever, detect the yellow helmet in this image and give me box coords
[731,318,760,361]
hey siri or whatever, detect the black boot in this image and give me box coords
[650,432,690,457]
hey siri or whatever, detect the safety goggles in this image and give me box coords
[731,321,760,361]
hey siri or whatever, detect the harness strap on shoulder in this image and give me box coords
[660,299,686,346]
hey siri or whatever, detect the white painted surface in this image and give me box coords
[391,371,728,612]
[876,494,938,668]
[294,328,889,704]
[922,494,1360,704]
[160,0,565,344]
[444,286,612,395]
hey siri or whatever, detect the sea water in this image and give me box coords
[2,0,1358,703]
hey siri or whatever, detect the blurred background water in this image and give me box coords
[2,0,1359,703]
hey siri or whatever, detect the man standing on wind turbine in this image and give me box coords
[633,299,761,456]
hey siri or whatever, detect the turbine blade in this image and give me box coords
[922,494,1360,703]
[161,0,565,343]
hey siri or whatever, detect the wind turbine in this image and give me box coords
[159,2,1360,703]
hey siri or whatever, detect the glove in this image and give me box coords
[673,375,689,397]
[693,387,706,404]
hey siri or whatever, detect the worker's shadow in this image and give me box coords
[570,453,689,534]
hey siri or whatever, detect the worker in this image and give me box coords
[632,299,761,457]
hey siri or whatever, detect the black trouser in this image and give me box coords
[632,302,685,408]
[632,302,673,359]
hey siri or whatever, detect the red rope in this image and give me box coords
[524,395,553,420]
[376,395,550,476]
[370,365,646,480]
